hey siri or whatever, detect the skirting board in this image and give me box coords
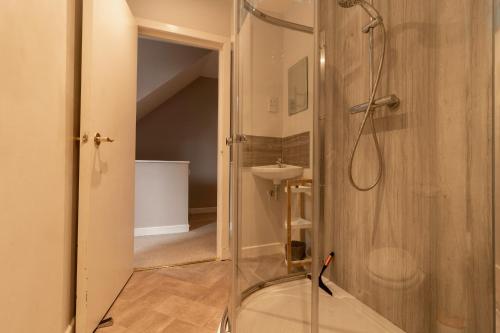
[189,207,217,214]
[241,242,284,258]
[64,318,75,333]
[135,224,189,237]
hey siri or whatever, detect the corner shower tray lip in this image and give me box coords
[236,278,406,333]
[251,164,303,185]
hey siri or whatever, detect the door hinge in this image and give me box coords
[97,317,114,329]
[226,134,248,146]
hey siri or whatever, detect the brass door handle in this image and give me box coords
[94,132,114,146]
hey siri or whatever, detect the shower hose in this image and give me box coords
[347,21,386,191]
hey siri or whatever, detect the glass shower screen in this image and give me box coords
[229,0,318,332]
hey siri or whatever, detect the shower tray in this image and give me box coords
[226,278,405,333]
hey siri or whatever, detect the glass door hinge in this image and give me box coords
[226,134,248,146]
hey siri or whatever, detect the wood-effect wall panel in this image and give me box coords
[319,0,494,332]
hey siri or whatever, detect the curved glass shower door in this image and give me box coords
[229,0,318,332]
[229,0,496,332]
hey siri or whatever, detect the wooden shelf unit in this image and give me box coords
[285,178,312,273]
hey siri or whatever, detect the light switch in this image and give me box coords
[268,97,279,113]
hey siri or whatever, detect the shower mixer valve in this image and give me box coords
[349,94,400,115]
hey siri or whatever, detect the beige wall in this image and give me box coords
[281,3,313,178]
[127,0,232,37]
[321,1,493,332]
[0,0,81,332]
[238,13,283,251]
[241,13,284,138]
[136,77,218,209]
[238,6,314,252]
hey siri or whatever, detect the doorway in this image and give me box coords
[135,18,232,265]
[133,37,220,268]
[76,9,231,331]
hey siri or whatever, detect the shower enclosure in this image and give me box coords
[227,0,496,332]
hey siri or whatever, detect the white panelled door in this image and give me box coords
[76,0,137,332]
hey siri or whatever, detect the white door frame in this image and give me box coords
[137,18,231,260]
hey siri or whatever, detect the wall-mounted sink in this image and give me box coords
[251,164,303,185]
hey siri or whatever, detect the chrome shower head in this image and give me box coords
[337,0,382,29]
[337,0,364,8]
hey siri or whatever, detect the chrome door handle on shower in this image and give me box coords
[94,133,114,146]
[226,134,248,146]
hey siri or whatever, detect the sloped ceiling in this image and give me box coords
[136,37,218,119]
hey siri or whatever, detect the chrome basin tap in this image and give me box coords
[276,158,284,168]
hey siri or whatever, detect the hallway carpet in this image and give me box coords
[134,213,217,269]
[97,260,231,333]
